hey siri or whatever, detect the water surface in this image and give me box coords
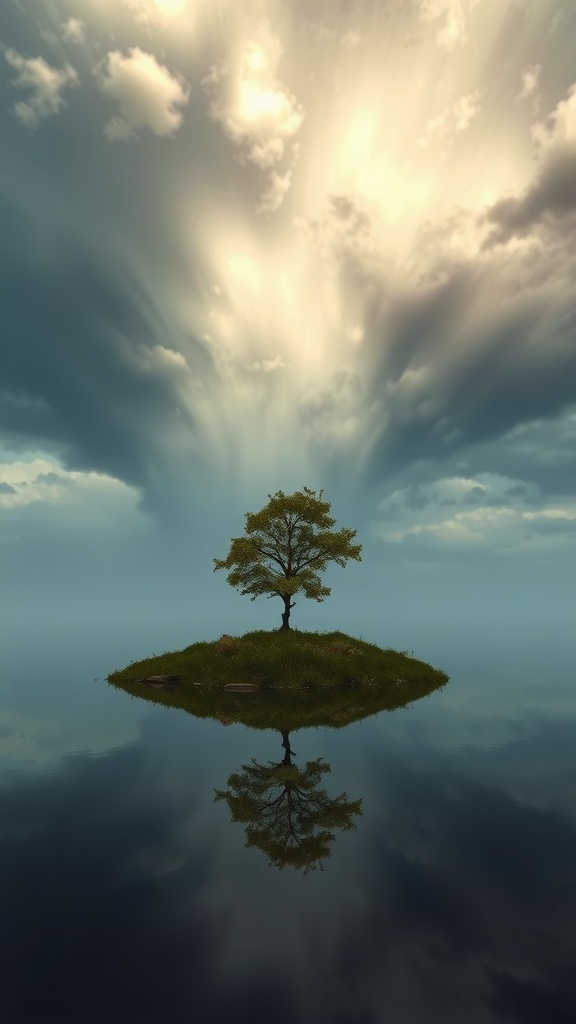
[2,612,575,1024]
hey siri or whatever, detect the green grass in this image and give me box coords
[106,628,449,732]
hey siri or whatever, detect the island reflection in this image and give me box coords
[108,666,447,872]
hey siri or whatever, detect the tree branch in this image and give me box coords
[293,548,330,572]
[248,540,288,575]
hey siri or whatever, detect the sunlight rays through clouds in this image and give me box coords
[1,0,575,601]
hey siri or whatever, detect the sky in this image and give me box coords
[1,0,575,635]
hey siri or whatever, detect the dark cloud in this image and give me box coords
[482,146,576,248]
[328,192,371,232]
[527,515,576,537]
[35,471,71,486]
[364,267,472,386]
[506,482,528,498]
[465,410,576,501]
[1,242,183,470]
[0,481,16,494]
[409,208,477,286]
[464,485,487,504]
[359,267,576,494]
[0,192,218,523]
[402,484,432,511]
[0,0,574,586]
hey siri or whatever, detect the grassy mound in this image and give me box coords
[107,629,449,732]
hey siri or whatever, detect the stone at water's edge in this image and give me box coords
[141,675,182,687]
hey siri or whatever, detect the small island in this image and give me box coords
[107,627,449,732]
[108,488,449,731]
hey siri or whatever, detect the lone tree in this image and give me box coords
[213,486,362,630]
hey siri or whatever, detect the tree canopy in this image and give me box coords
[213,486,362,629]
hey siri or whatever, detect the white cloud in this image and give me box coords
[0,459,137,517]
[452,90,483,132]
[201,28,304,214]
[62,18,86,43]
[372,472,576,552]
[4,49,79,128]
[406,505,576,549]
[417,88,483,148]
[119,0,193,29]
[531,81,576,151]
[419,0,480,52]
[151,345,190,370]
[202,40,304,147]
[514,63,542,115]
[102,115,137,143]
[256,168,293,215]
[304,21,361,47]
[245,354,292,372]
[93,47,190,141]
[247,135,285,170]
[121,0,155,27]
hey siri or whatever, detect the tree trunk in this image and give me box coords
[280,730,296,763]
[278,594,296,630]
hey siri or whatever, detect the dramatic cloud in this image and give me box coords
[4,48,79,128]
[201,26,304,214]
[483,154,576,248]
[93,47,191,141]
[292,192,387,299]
[484,80,576,246]
[0,456,138,520]
[0,0,574,610]
[371,471,576,555]
[1,9,575,1015]
[357,255,576,498]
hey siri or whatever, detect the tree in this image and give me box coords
[213,486,362,630]
[214,730,362,873]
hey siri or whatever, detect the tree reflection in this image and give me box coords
[108,651,449,871]
[214,730,362,873]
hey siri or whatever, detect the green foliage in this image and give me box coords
[212,486,362,619]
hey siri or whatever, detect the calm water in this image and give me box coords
[2,612,575,1024]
